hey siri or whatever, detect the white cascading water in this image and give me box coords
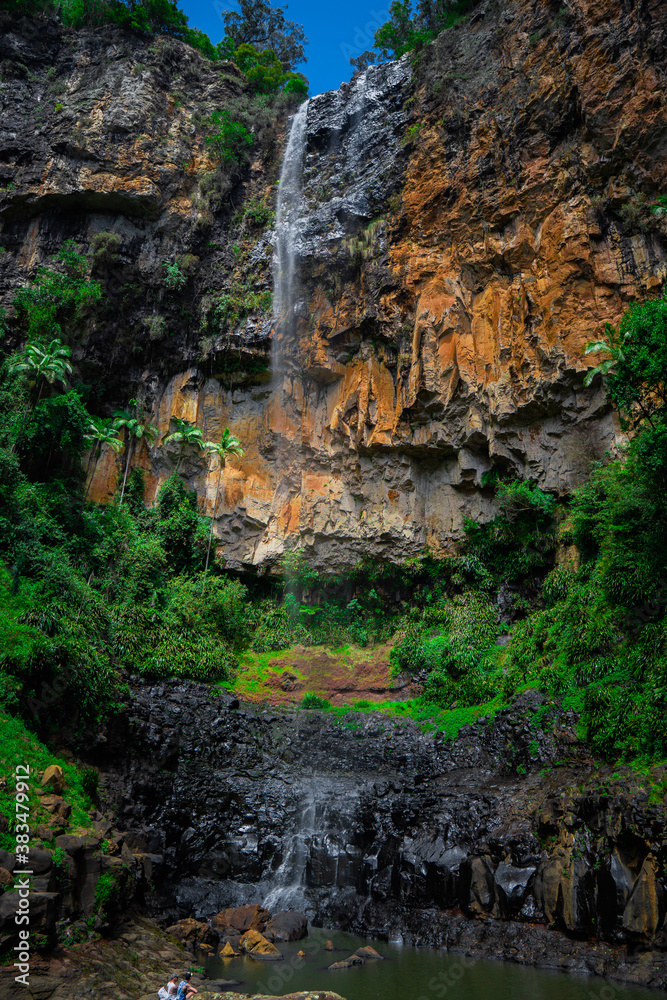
[262,787,317,912]
[258,99,309,570]
[272,99,309,369]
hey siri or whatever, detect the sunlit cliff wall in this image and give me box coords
[1,0,666,571]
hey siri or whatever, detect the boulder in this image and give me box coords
[239,928,283,961]
[0,868,12,887]
[27,848,53,875]
[0,851,14,873]
[354,945,383,960]
[325,939,334,951]
[213,903,270,934]
[264,911,308,942]
[219,941,238,957]
[40,764,65,794]
[167,918,208,944]
[328,954,365,970]
[41,795,71,820]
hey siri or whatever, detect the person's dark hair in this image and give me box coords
[184,973,192,981]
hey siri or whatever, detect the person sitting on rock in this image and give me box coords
[167,975,179,997]
[176,973,198,1000]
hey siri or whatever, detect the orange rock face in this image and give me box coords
[89,0,667,572]
[3,5,664,573]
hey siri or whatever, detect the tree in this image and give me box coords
[584,296,667,428]
[7,339,73,453]
[113,404,159,503]
[350,51,376,74]
[163,417,205,473]
[202,430,245,591]
[373,0,479,59]
[83,417,123,505]
[220,0,307,71]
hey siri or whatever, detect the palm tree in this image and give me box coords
[201,429,245,591]
[163,417,206,473]
[113,404,159,503]
[82,416,123,505]
[7,339,73,452]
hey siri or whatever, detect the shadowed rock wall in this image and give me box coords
[99,682,667,988]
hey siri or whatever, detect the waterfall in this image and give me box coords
[273,99,309,362]
[262,786,317,912]
[257,99,309,569]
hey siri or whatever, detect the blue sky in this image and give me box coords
[179,0,391,96]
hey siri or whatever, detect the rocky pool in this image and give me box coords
[204,928,659,1000]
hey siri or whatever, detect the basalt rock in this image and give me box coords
[264,911,308,942]
[96,680,667,988]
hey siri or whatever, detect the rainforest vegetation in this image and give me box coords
[0,230,666,767]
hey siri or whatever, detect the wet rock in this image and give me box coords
[328,954,365,969]
[219,941,239,956]
[264,911,308,942]
[167,917,208,945]
[239,928,283,960]
[214,904,270,934]
[354,945,383,960]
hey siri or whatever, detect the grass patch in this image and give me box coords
[376,695,506,739]
[0,711,96,850]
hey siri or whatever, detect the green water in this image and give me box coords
[204,927,657,1000]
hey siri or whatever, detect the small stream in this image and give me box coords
[205,928,658,1000]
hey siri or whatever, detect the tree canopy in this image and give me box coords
[373,0,480,59]
[219,0,307,71]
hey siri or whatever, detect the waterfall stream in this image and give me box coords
[262,786,317,912]
[273,99,309,368]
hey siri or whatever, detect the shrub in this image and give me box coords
[301,693,331,710]
[206,110,254,164]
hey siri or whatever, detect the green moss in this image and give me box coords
[0,711,96,850]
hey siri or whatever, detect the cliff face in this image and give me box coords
[99,682,667,988]
[1,0,666,572]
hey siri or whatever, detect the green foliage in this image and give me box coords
[163,260,187,290]
[81,766,99,802]
[221,0,307,72]
[90,232,122,270]
[206,110,254,164]
[0,710,103,850]
[206,285,273,331]
[12,242,101,342]
[155,472,206,572]
[301,693,331,710]
[374,0,480,59]
[232,43,308,96]
[21,391,90,464]
[585,295,667,428]
[393,591,499,707]
[463,480,557,583]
